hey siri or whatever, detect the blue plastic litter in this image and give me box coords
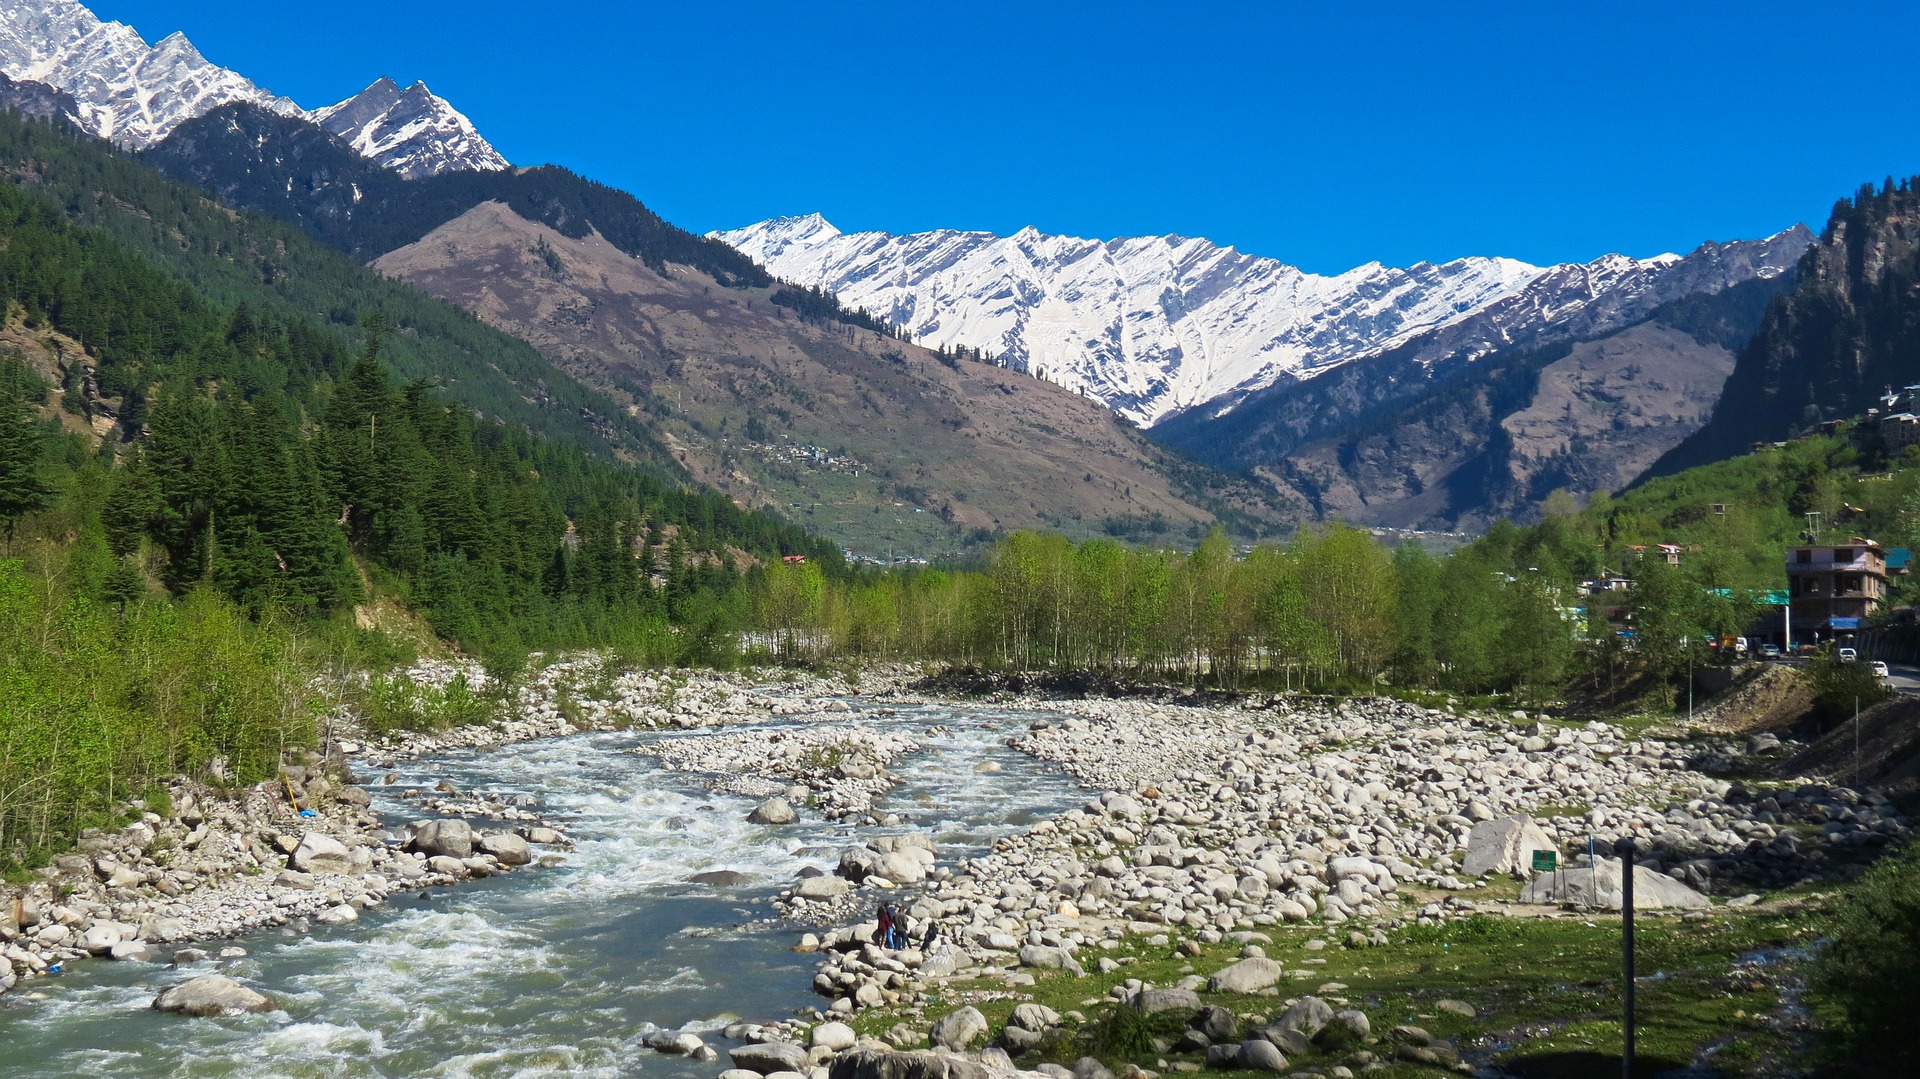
[298,809,318,818]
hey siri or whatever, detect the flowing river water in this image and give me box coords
[0,701,1086,1078]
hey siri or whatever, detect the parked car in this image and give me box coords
[1838,647,1859,663]
[1872,661,1890,678]
[1761,643,1782,658]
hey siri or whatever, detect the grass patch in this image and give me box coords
[859,909,1816,1077]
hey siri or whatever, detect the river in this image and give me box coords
[0,700,1085,1078]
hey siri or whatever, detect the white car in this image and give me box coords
[1838,647,1858,663]
[1872,661,1890,678]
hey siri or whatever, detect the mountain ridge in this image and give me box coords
[715,214,1808,429]
[0,0,506,176]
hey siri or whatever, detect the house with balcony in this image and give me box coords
[1787,540,1889,642]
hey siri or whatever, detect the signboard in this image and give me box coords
[1531,850,1558,873]
[1831,617,1861,630]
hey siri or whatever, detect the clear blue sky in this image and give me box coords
[92,0,1920,273]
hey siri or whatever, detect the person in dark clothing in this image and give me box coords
[873,902,893,947]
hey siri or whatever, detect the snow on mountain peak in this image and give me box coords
[715,217,1557,425]
[0,0,507,177]
[0,0,299,147]
[714,218,1811,427]
[310,76,508,179]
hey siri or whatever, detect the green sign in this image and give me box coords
[1532,850,1558,872]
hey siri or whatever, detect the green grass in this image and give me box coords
[855,910,1817,1077]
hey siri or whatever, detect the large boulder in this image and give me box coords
[1518,857,1710,910]
[749,798,798,825]
[1208,957,1282,994]
[729,1041,811,1074]
[829,1050,989,1079]
[1008,1003,1062,1033]
[407,819,474,860]
[289,831,353,874]
[152,975,277,1016]
[1018,944,1084,975]
[929,1005,988,1050]
[1461,815,1558,879]
[839,845,930,885]
[477,832,532,866]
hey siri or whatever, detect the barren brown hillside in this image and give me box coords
[374,202,1290,556]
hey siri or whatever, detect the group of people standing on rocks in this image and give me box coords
[873,902,933,950]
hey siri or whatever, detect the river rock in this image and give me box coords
[731,1041,811,1074]
[750,798,799,825]
[811,1021,858,1050]
[794,876,852,900]
[1316,1009,1370,1049]
[477,832,532,866]
[646,1030,708,1055]
[315,904,359,926]
[152,975,277,1016]
[79,922,127,954]
[1207,956,1282,993]
[1461,815,1558,878]
[408,819,474,859]
[110,939,158,963]
[1519,857,1710,909]
[692,870,751,887]
[929,1005,988,1050]
[828,1049,989,1079]
[1018,944,1083,975]
[290,831,353,874]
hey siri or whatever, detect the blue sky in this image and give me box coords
[94,0,1920,274]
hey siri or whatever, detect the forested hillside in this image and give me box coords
[0,109,667,466]
[1653,176,1920,476]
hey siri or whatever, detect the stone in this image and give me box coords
[110,939,159,962]
[731,1042,812,1074]
[1461,816,1558,879]
[477,832,532,866]
[408,819,474,860]
[794,876,852,900]
[1518,857,1711,910]
[315,904,359,926]
[1207,957,1282,994]
[1253,1026,1311,1057]
[1315,1010,1370,1049]
[647,1031,708,1055]
[811,1021,858,1051]
[1133,988,1203,1014]
[827,1049,989,1079]
[290,831,353,874]
[751,798,799,825]
[1435,999,1476,1018]
[79,922,125,955]
[1274,996,1334,1039]
[1191,1006,1237,1043]
[152,975,277,1016]
[929,1005,988,1050]
[1235,1039,1289,1072]
[524,826,564,845]
[1019,944,1084,975]
[1074,1058,1116,1079]
[692,871,751,887]
[1009,1003,1062,1032]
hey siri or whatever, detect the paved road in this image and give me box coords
[1762,655,1920,695]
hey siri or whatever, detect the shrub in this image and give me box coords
[1812,842,1920,1064]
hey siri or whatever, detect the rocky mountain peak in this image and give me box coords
[310,76,509,180]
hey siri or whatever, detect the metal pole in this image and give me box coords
[1616,836,1637,1078]
[1855,695,1861,789]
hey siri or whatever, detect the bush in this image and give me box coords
[1812,842,1920,1064]
[1808,651,1889,720]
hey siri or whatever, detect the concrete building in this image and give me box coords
[1786,540,1889,642]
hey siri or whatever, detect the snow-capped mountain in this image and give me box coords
[0,0,507,177]
[0,0,297,147]
[311,77,507,180]
[715,215,1810,427]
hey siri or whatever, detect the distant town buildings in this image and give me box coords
[1786,540,1889,640]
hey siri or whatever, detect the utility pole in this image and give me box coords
[1616,836,1637,1079]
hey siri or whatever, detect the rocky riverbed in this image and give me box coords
[3,661,1903,1079]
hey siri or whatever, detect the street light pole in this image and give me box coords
[1616,836,1637,1079]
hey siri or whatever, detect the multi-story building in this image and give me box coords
[1786,541,1889,641]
